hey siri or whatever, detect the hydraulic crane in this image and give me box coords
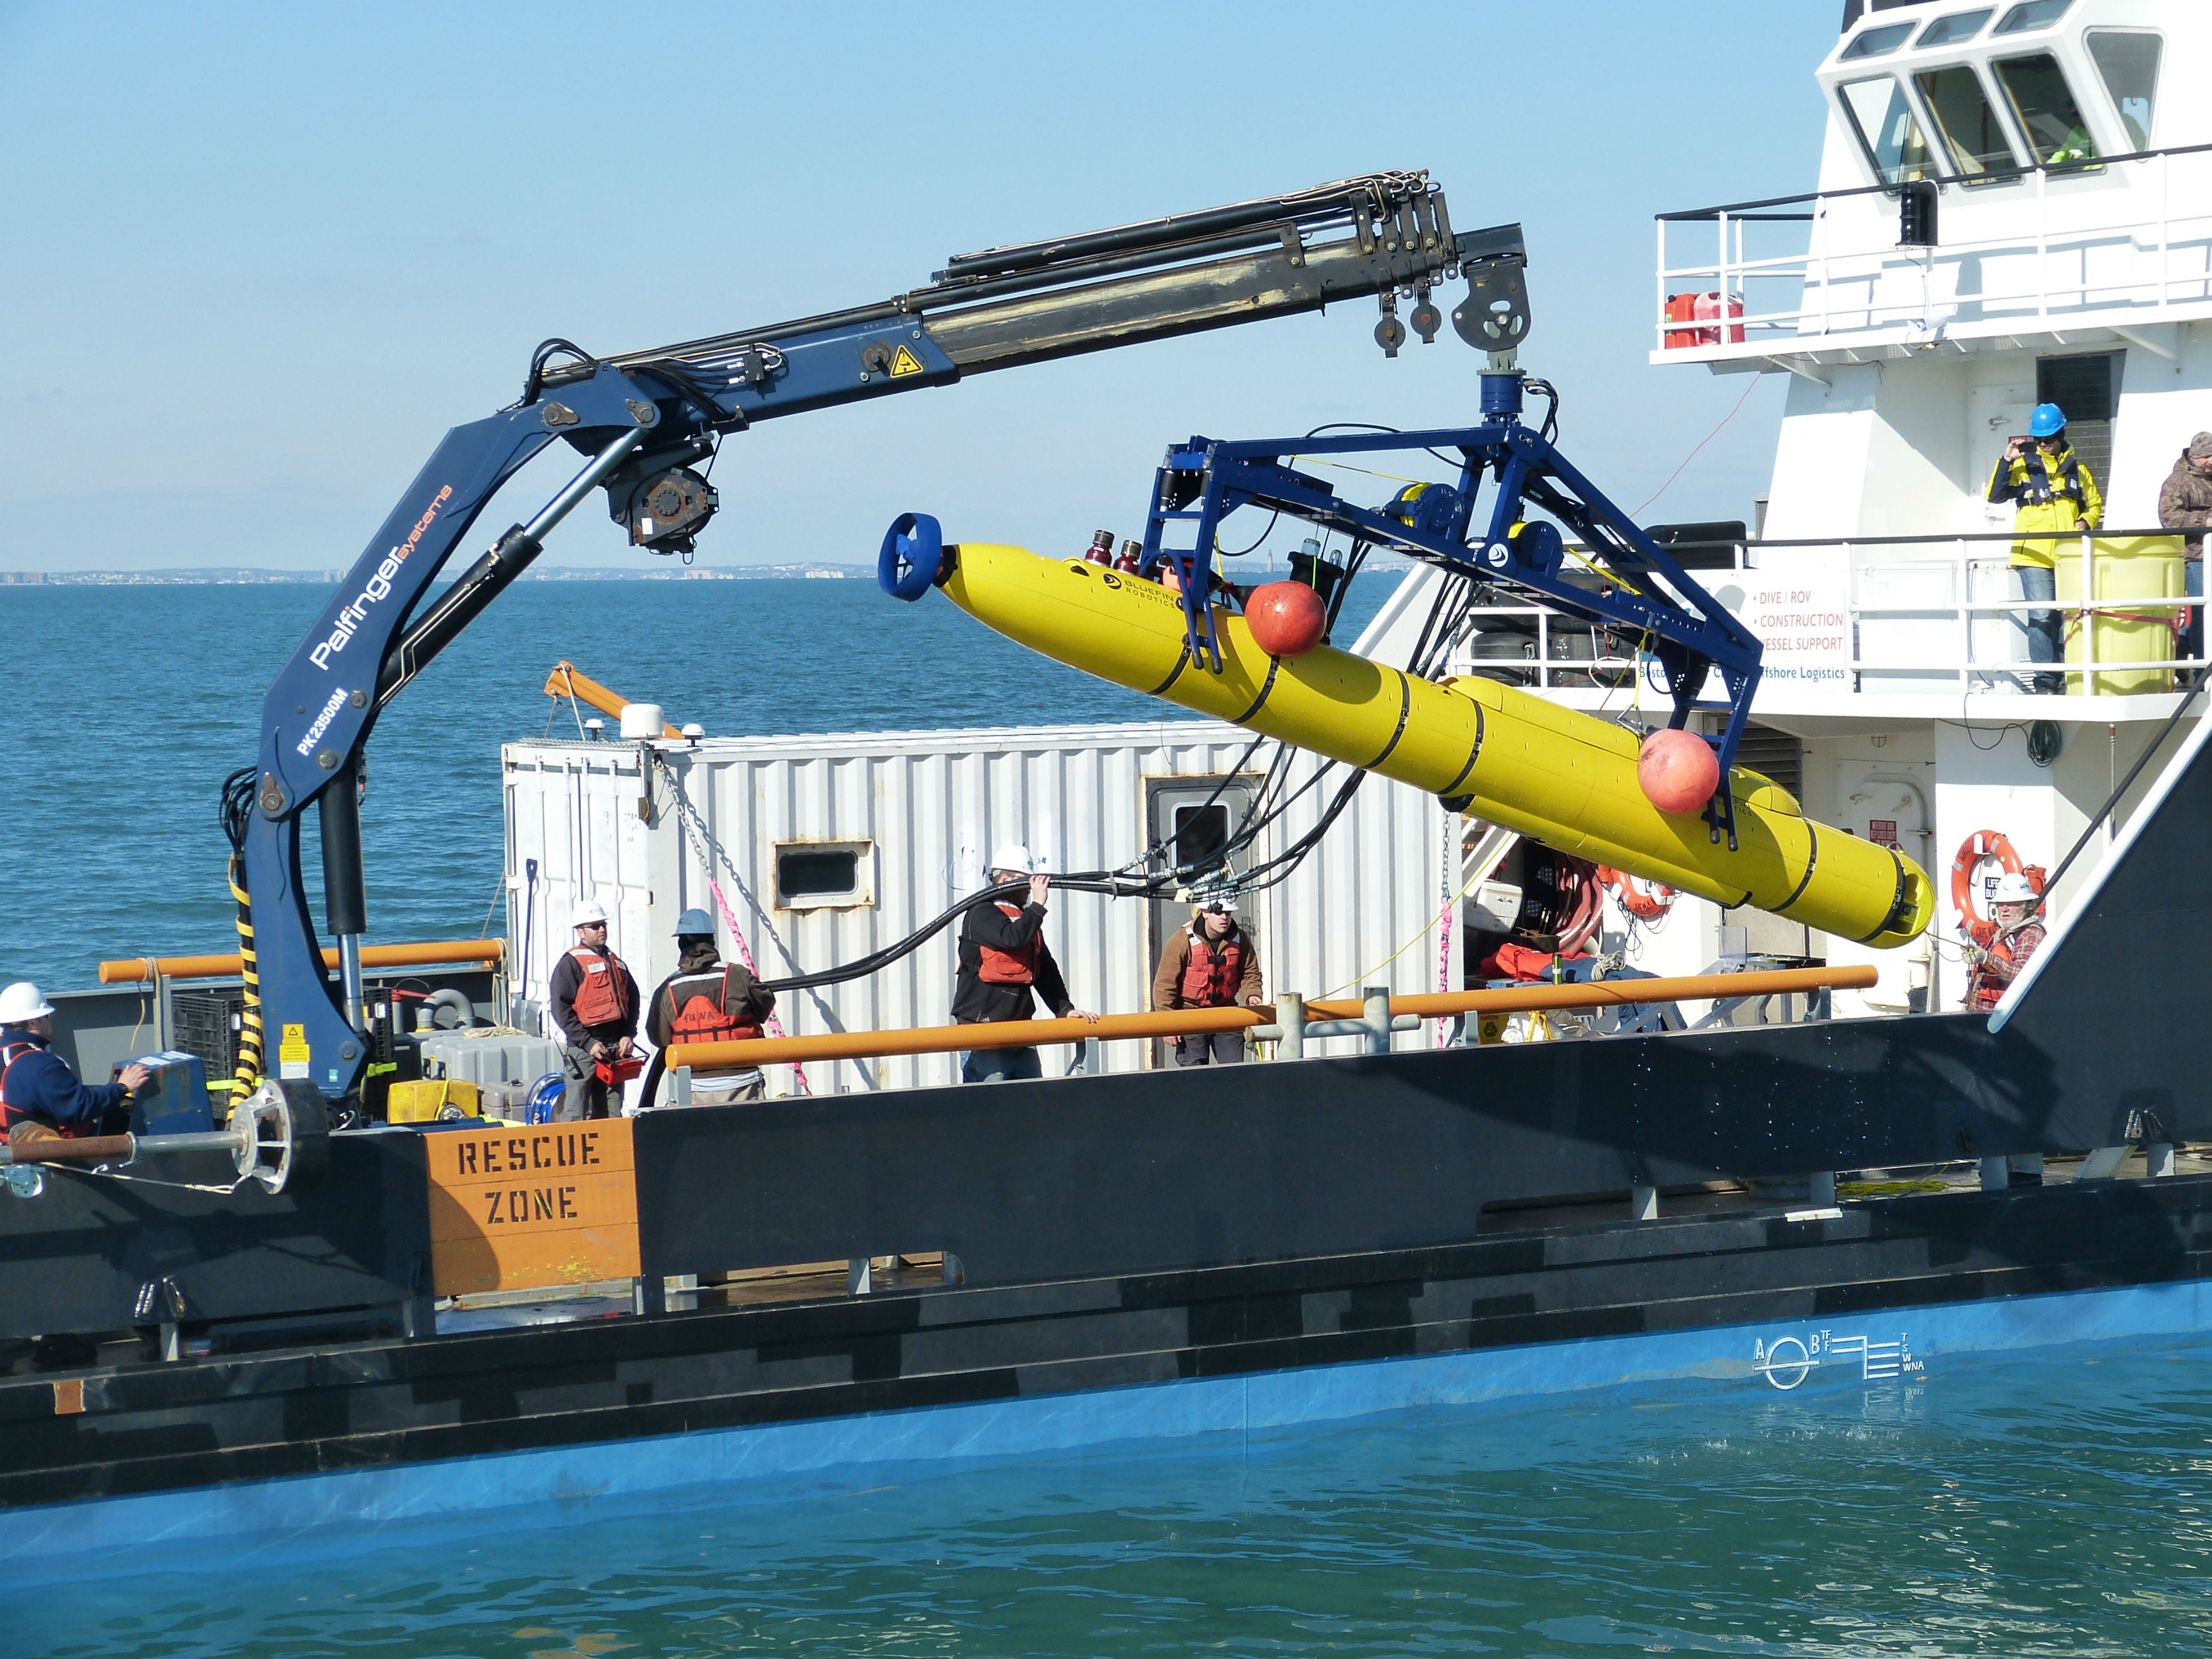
[233,171,1529,1107]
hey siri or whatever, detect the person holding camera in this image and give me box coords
[1988,403,2102,694]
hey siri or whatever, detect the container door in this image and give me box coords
[1144,778,1258,1067]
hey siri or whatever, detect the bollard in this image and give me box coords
[1363,987,1392,1056]
[1278,994,1305,1061]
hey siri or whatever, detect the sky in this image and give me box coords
[0,3,1844,575]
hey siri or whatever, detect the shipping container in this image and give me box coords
[502,720,1454,1097]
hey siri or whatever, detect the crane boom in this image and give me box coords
[238,171,1526,1107]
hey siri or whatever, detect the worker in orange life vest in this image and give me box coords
[646,908,777,1105]
[1151,898,1265,1066]
[951,842,1099,1083]
[549,898,641,1121]
[1966,871,2046,1011]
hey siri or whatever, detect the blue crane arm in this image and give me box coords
[246,173,1526,1103]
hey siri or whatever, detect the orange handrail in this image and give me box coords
[667,963,1878,1073]
[544,661,683,739]
[99,939,507,985]
[1301,963,1876,1021]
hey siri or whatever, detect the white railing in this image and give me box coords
[1452,530,2201,700]
[1653,145,2212,355]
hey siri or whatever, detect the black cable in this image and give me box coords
[516,338,597,409]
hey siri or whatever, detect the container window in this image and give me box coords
[2087,31,2160,152]
[772,840,875,909]
[1840,21,1916,60]
[1912,64,2020,177]
[1171,804,1231,871]
[1840,76,1940,185]
[1995,53,2098,164]
[1914,9,1992,47]
[1993,0,2072,36]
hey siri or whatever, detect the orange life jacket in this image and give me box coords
[1179,931,1248,1007]
[662,966,763,1045]
[0,1036,37,1133]
[1969,925,2043,1011]
[977,902,1041,985]
[565,946,635,1028]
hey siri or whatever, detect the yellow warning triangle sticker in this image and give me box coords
[889,344,925,377]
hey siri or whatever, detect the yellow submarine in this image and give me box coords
[927,538,1933,949]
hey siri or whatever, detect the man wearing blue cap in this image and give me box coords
[1990,403,2103,694]
[646,908,776,1104]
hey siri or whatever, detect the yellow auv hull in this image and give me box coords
[940,543,1933,948]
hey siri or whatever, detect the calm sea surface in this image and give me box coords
[18,1340,2212,1658]
[3,574,1397,994]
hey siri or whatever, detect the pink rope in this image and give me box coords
[703,873,810,1096]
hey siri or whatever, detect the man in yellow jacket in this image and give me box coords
[1988,401,2102,694]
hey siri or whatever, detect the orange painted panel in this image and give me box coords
[425,1119,640,1296]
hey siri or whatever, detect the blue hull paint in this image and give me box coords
[10,1277,2207,1579]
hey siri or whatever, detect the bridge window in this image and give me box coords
[1995,53,2098,165]
[1993,0,2072,35]
[2087,32,2160,152]
[1914,10,1993,47]
[1912,65,2019,178]
[1840,21,1917,61]
[1840,77,1940,185]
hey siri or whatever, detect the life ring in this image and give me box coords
[1950,829,2022,947]
[1596,865,1675,921]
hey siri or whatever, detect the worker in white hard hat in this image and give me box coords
[1966,871,2046,1011]
[1,982,150,1145]
[548,898,641,1120]
[951,842,1099,1083]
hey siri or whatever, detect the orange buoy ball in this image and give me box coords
[1638,728,1720,814]
[1245,581,1328,657]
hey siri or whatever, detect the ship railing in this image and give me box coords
[1651,141,2212,358]
[662,965,1874,1090]
[1453,527,2204,699]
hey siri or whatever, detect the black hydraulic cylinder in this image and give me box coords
[319,757,367,938]
[376,525,542,708]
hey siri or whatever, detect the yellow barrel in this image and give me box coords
[940,543,1933,948]
[2058,535,2185,696]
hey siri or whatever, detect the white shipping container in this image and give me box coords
[504,720,1453,1098]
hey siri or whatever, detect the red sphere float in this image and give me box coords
[1245,581,1328,657]
[1638,728,1720,814]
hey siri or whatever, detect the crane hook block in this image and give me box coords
[879,512,945,602]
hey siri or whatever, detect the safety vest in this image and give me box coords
[1969,923,2044,1011]
[976,902,1041,985]
[0,1036,36,1132]
[564,946,635,1028]
[1179,932,1249,1007]
[661,966,763,1045]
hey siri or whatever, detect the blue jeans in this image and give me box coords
[961,1045,1042,1084]
[2016,563,2063,692]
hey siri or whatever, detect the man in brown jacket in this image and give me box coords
[1152,899,1265,1066]
[2160,432,2212,664]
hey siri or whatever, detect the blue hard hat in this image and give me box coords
[674,907,714,935]
[2030,403,2067,439]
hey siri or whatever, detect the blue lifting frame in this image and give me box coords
[1138,370,1765,849]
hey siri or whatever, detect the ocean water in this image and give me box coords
[3,573,1398,995]
[19,1338,2212,1658]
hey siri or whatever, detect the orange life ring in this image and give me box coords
[1596,865,1675,921]
[1950,829,2022,947]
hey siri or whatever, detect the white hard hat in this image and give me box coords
[988,842,1034,877]
[571,898,609,928]
[0,982,56,1024]
[1991,872,2038,904]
